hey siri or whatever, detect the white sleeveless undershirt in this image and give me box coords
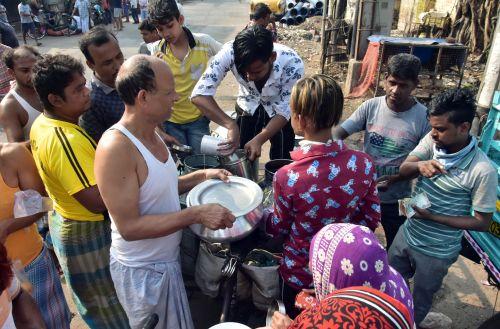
[109,123,182,267]
[9,89,40,140]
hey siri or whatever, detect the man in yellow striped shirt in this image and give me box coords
[30,54,129,328]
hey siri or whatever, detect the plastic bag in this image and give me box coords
[194,242,251,300]
[13,189,52,218]
[242,249,281,310]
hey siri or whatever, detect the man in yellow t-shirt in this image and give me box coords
[149,0,221,154]
[30,54,129,328]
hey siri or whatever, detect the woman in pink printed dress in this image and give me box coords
[266,74,381,317]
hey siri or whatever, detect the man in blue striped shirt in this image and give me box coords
[388,88,497,326]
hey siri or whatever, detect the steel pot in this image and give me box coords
[219,149,259,182]
[182,154,221,174]
[187,176,263,242]
[264,159,293,185]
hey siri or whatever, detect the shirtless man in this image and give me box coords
[0,46,43,142]
[95,55,235,328]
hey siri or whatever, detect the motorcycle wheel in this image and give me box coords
[65,17,79,36]
[28,24,47,40]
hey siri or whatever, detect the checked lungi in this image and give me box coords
[49,212,130,329]
[25,245,71,329]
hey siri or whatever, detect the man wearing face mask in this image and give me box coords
[332,53,430,250]
[191,25,304,161]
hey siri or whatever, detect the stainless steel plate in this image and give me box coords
[187,176,263,217]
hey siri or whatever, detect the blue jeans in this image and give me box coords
[388,227,457,325]
[163,116,210,154]
[140,8,148,21]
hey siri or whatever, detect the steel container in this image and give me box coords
[264,159,293,185]
[187,176,264,242]
[219,149,259,182]
[182,154,221,174]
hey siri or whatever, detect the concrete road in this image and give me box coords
[28,0,246,112]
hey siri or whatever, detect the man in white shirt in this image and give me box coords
[18,0,40,46]
[191,25,304,160]
[73,0,91,33]
[139,0,148,21]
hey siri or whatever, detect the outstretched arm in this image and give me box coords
[95,131,235,241]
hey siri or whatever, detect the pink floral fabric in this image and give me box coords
[266,140,381,290]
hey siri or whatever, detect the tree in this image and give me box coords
[450,0,498,62]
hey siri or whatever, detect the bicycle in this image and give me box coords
[28,7,78,40]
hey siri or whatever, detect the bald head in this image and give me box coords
[116,55,173,105]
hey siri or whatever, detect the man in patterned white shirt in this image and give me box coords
[191,25,304,160]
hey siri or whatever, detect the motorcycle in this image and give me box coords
[91,0,109,26]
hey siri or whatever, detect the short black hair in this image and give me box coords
[148,0,180,26]
[252,3,272,20]
[115,56,157,105]
[387,53,421,82]
[2,45,41,70]
[233,25,274,78]
[428,88,476,126]
[32,54,84,112]
[79,26,117,64]
[138,18,156,32]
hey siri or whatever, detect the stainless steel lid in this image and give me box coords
[172,144,192,153]
[186,176,263,217]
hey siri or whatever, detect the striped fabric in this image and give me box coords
[403,150,476,259]
[30,114,103,221]
[290,286,414,328]
[54,126,95,188]
[49,212,130,329]
[24,246,71,329]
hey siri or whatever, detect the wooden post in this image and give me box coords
[320,0,330,73]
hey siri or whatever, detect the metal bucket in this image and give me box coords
[264,159,293,185]
[219,149,259,182]
[182,154,221,174]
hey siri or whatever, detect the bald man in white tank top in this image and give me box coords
[95,55,236,329]
[0,46,42,142]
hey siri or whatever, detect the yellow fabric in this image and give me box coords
[155,38,213,124]
[0,179,43,267]
[30,115,103,221]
